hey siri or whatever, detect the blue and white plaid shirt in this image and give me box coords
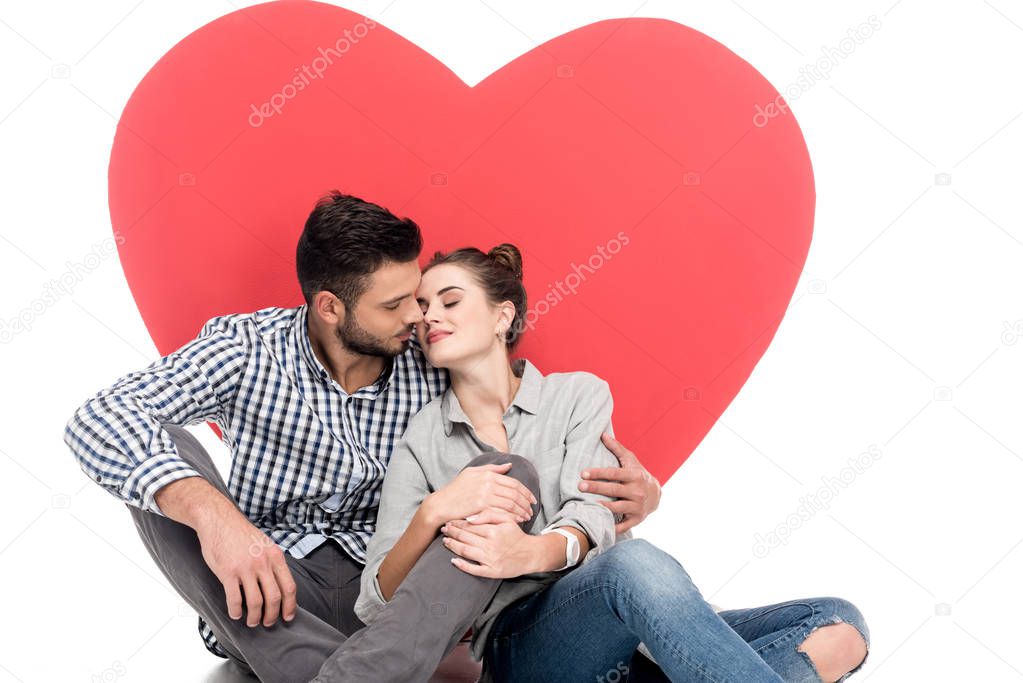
[64,303,449,657]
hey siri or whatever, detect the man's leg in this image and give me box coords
[296,538,366,637]
[312,451,541,683]
[126,424,346,683]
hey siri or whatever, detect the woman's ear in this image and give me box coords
[500,301,516,328]
[494,301,516,336]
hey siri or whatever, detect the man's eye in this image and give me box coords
[385,304,399,311]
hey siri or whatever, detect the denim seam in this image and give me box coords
[730,600,817,631]
[749,602,820,653]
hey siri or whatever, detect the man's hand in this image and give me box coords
[155,476,297,628]
[579,433,661,534]
[194,507,298,628]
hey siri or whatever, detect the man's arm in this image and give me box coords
[63,314,247,517]
[579,433,662,534]
[64,314,300,627]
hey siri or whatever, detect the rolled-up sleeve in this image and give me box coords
[354,433,431,625]
[541,375,619,567]
[62,315,248,517]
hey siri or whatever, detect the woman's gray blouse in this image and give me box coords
[354,357,632,661]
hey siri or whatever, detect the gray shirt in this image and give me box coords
[354,357,631,661]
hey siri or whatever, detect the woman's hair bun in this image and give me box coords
[487,243,523,281]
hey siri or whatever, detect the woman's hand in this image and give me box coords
[422,462,537,528]
[441,508,539,578]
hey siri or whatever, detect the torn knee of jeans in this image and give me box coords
[797,615,870,680]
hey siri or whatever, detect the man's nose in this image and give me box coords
[405,305,425,325]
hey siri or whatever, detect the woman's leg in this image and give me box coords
[312,451,540,683]
[626,597,871,682]
[483,538,785,683]
[716,597,870,682]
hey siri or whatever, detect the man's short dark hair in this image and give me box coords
[296,190,423,308]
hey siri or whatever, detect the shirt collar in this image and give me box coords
[441,357,541,436]
[296,304,394,395]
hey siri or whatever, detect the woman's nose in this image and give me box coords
[423,304,442,324]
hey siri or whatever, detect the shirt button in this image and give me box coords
[131,491,140,499]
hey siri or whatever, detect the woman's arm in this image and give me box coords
[442,506,590,575]
[536,374,619,566]
[355,438,433,624]
[376,501,439,601]
[357,437,537,620]
[378,460,536,597]
[443,374,619,577]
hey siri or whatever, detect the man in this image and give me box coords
[64,190,661,682]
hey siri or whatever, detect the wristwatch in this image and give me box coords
[541,527,581,570]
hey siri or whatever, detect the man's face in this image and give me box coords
[336,259,424,358]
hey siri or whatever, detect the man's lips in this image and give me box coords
[397,331,412,341]
[427,330,452,345]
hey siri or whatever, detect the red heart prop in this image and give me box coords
[109,0,814,483]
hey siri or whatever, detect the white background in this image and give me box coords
[2,1,1022,680]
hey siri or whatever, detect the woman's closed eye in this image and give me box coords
[420,301,459,313]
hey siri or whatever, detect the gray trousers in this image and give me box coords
[127,424,541,683]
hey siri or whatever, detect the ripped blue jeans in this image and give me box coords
[482,539,870,682]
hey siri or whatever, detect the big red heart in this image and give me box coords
[109,0,814,483]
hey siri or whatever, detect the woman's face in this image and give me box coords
[415,263,512,369]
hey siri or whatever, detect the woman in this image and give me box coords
[339,244,870,682]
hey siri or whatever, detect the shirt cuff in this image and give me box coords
[355,571,388,625]
[543,509,608,543]
[120,453,203,517]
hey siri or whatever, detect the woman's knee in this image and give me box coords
[800,596,870,679]
[597,539,699,600]
[464,452,540,499]
[816,596,870,647]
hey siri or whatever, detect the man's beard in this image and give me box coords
[335,309,407,359]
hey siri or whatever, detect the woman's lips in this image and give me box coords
[427,330,451,344]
